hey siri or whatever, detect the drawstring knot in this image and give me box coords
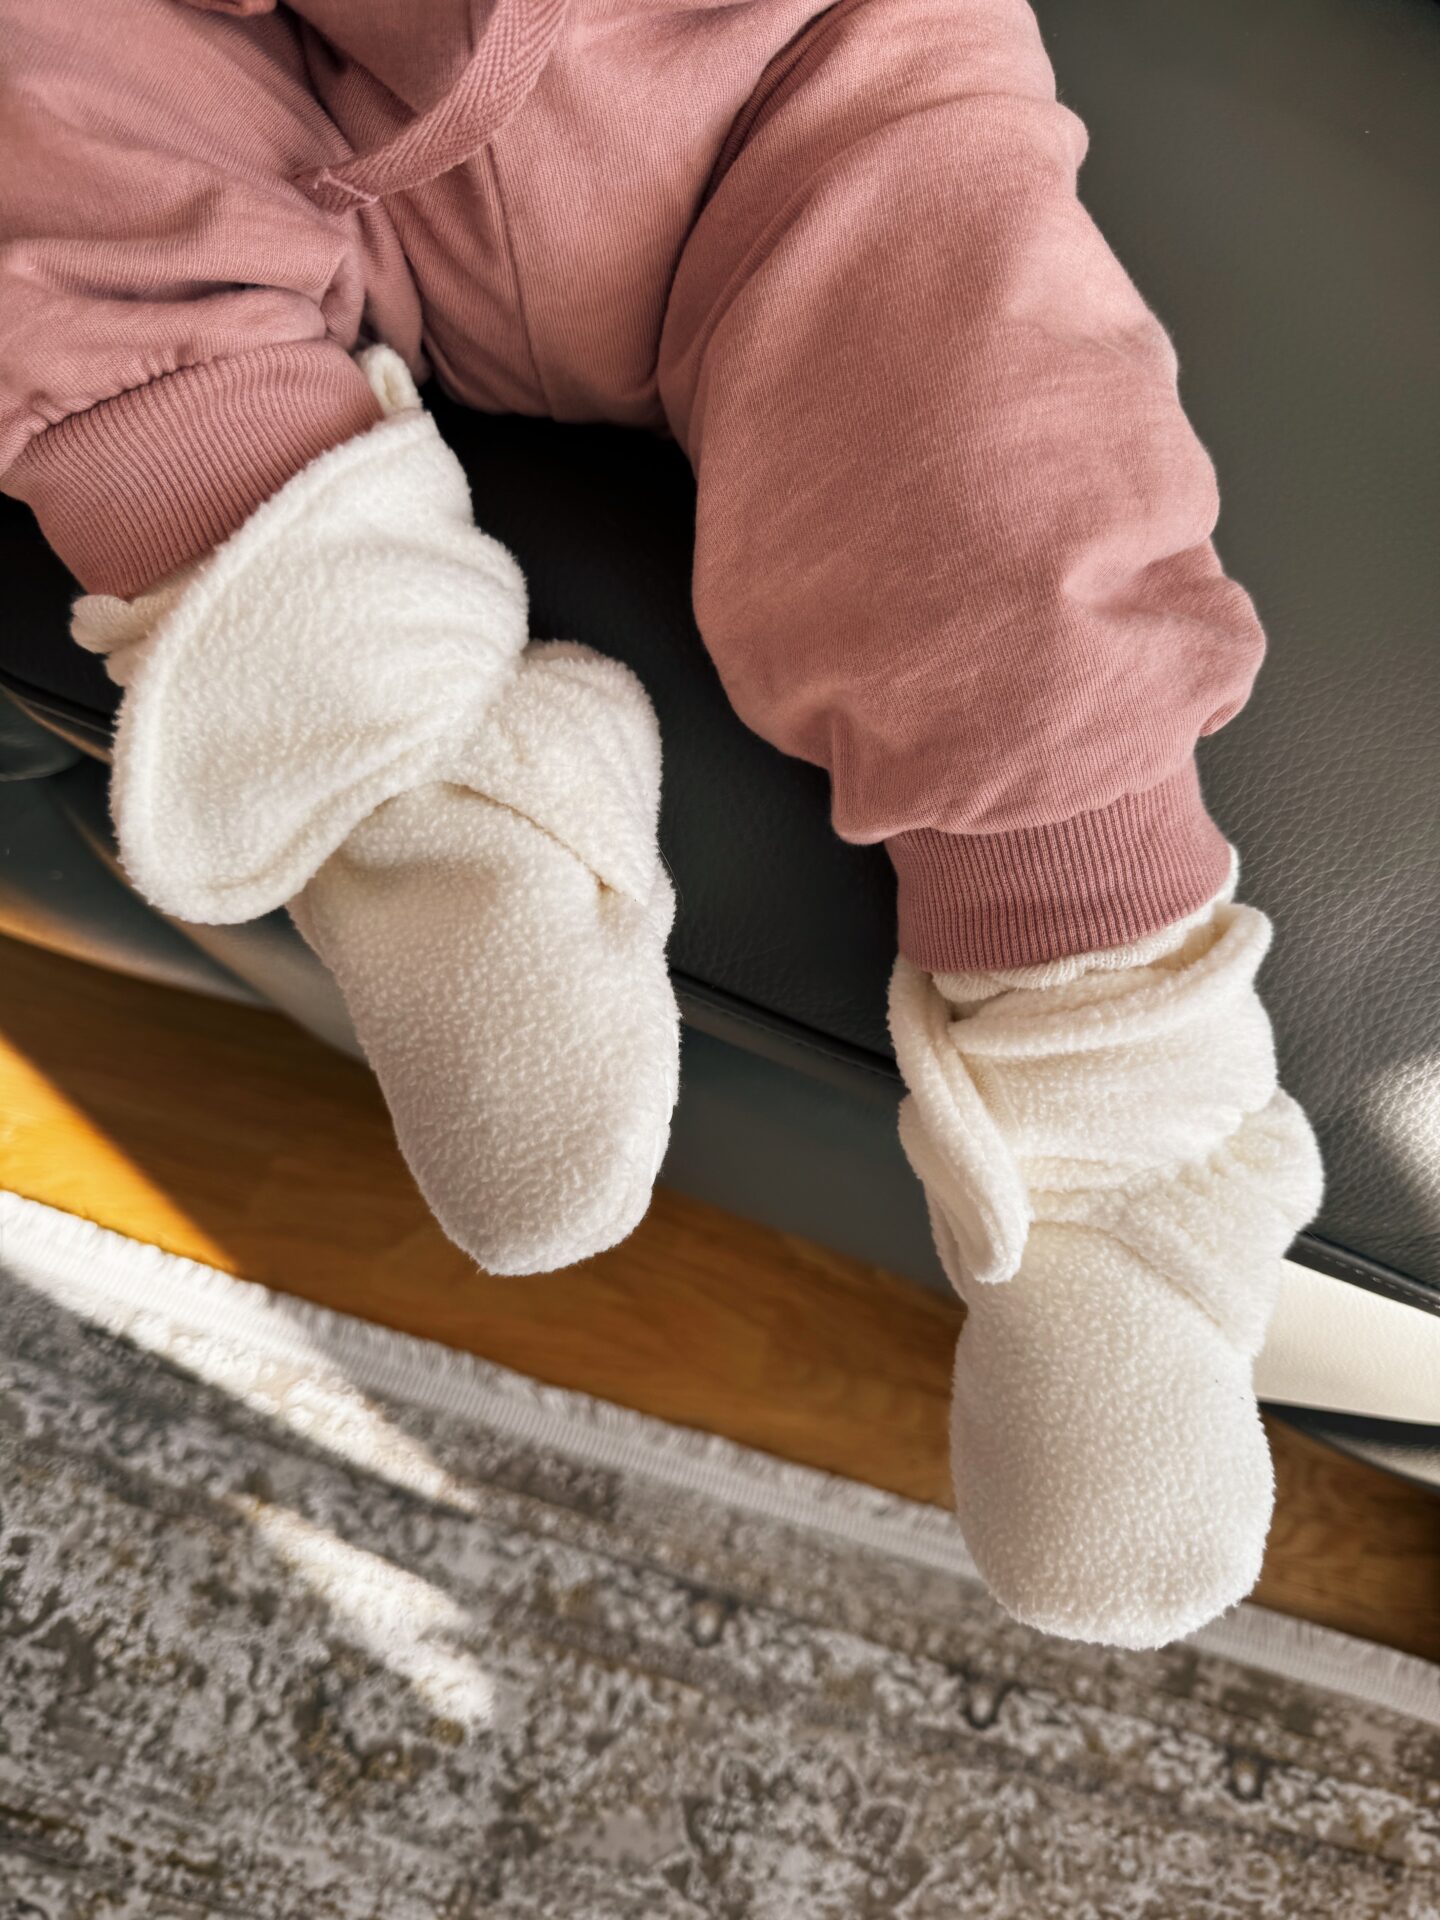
[292,0,569,213]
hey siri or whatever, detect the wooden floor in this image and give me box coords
[2,933,1436,1661]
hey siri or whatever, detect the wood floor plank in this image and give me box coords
[2,933,1436,1660]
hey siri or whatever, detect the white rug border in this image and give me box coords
[3,1190,1436,1727]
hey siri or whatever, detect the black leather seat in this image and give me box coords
[3,0,1437,1476]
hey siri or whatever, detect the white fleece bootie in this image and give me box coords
[890,887,1323,1648]
[74,349,680,1274]
[289,642,679,1273]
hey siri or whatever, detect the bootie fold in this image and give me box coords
[74,349,680,1274]
[891,897,1323,1647]
[290,644,678,1274]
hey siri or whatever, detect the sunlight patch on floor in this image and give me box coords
[239,1499,502,1731]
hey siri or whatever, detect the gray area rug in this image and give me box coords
[1,1194,1437,1920]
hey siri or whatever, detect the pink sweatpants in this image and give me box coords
[0,0,1264,969]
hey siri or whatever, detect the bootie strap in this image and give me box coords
[72,349,528,925]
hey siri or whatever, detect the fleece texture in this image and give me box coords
[890,890,1324,1648]
[69,349,529,926]
[74,349,680,1276]
[5,0,1260,970]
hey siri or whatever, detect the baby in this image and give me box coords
[0,0,1320,1647]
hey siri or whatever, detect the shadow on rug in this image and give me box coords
[1,1194,1437,1919]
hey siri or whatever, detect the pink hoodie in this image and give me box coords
[0,0,1259,969]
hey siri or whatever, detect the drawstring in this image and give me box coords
[294,0,570,213]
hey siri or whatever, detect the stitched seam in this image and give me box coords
[1290,1239,1438,1316]
[485,144,553,416]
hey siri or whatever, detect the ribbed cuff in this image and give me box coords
[888,761,1233,972]
[6,342,383,596]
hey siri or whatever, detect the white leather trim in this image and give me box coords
[1258,1259,1440,1422]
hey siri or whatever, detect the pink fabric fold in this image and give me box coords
[1,0,1266,964]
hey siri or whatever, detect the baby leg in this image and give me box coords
[658,0,1320,1641]
[3,1,683,1274]
[659,0,1259,968]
